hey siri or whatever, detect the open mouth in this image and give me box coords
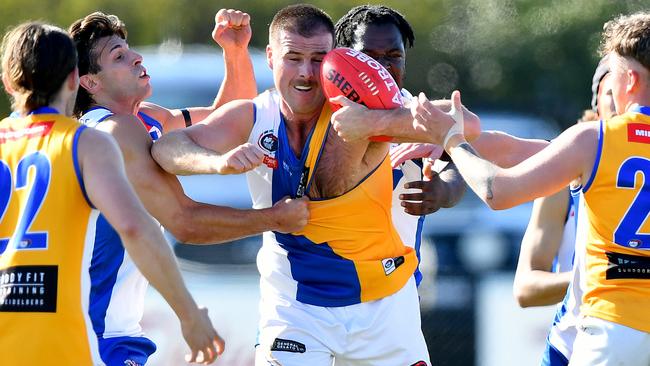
[139,68,149,79]
[294,85,313,92]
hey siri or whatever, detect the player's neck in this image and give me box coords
[92,94,141,116]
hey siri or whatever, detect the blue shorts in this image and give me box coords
[99,336,157,366]
[541,339,569,366]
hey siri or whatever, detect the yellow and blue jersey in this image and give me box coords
[580,105,650,333]
[248,90,417,307]
[0,108,102,365]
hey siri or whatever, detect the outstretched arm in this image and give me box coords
[151,100,259,176]
[413,91,599,209]
[513,189,572,307]
[139,9,256,130]
[78,128,222,363]
[329,93,481,144]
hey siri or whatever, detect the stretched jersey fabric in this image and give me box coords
[247,90,417,307]
[0,109,103,365]
[79,107,159,343]
[580,106,650,333]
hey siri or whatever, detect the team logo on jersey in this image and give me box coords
[148,126,162,141]
[258,130,279,169]
[124,361,142,366]
[270,338,306,353]
[258,131,278,152]
[410,362,428,366]
[382,256,405,275]
[628,239,642,248]
[0,121,54,143]
[627,123,650,144]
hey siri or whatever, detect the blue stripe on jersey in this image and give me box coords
[88,208,126,336]
[582,120,604,193]
[392,169,404,190]
[541,338,569,366]
[252,103,257,126]
[271,117,311,203]
[72,125,94,208]
[274,232,362,306]
[137,112,163,141]
[414,215,425,286]
[630,105,650,116]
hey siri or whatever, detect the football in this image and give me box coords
[321,47,403,141]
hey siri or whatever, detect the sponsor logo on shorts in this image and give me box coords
[382,256,405,275]
[410,361,428,366]
[627,123,650,144]
[271,338,306,353]
[0,265,58,312]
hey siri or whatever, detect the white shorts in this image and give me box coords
[255,277,430,366]
[570,316,650,365]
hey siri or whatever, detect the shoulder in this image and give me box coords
[138,102,173,124]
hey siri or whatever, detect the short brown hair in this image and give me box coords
[600,12,650,72]
[68,12,127,116]
[1,22,77,115]
[269,4,334,45]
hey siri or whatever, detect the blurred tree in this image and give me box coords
[0,0,646,127]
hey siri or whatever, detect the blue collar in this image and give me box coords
[629,105,650,116]
[28,107,60,115]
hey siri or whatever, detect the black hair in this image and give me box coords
[335,5,414,48]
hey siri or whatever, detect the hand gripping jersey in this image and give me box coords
[247,90,417,307]
[79,107,160,346]
[0,109,103,365]
[580,106,650,333]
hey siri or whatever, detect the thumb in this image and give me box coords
[329,95,354,108]
[422,160,435,181]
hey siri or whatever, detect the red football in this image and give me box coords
[321,47,402,110]
[321,48,402,141]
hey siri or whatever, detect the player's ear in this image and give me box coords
[79,74,98,93]
[266,44,273,70]
[627,69,640,94]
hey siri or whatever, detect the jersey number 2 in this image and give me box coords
[0,152,51,254]
[614,157,650,249]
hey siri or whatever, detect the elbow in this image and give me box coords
[512,285,534,308]
[514,292,534,308]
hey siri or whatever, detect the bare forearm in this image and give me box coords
[448,141,502,208]
[152,131,222,175]
[213,48,256,108]
[170,204,282,244]
[121,221,198,322]
[374,108,436,143]
[513,270,571,307]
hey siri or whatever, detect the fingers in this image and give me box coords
[215,9,250,28]
[450,90,462,113]
[329,95,354,108]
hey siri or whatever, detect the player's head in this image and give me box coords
[600,11,650,113]
[267,4,334,119]
[69,12,150,117]
[1,22,78,116]
[335,5,414,89]
[590,55,617,120]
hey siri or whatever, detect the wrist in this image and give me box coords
[444,134,467,153]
